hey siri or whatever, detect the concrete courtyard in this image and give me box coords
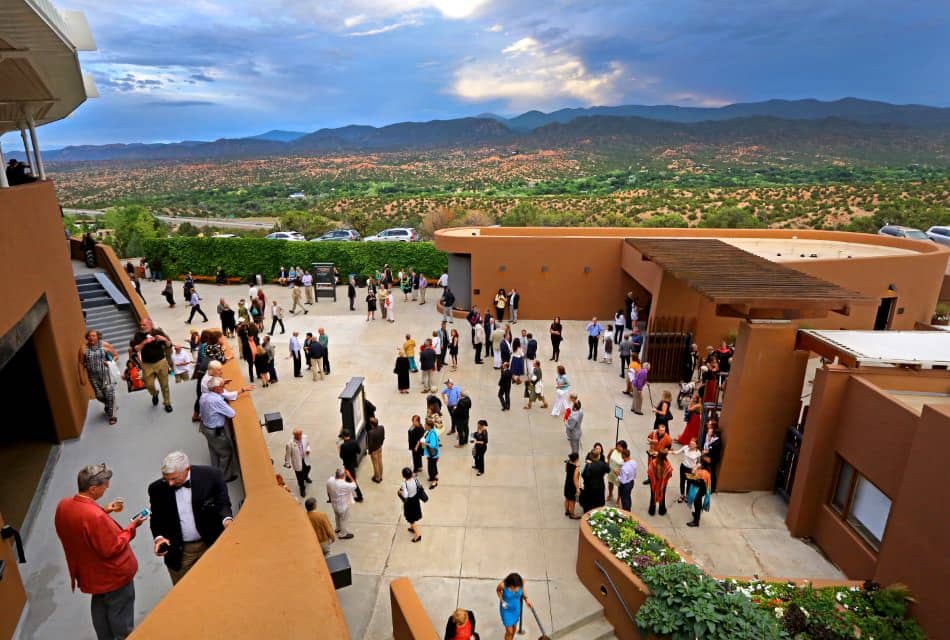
[18,274,843,639]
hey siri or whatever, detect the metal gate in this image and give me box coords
[447,253,471,310]
[775,405,808,501]
[642,316,694,382]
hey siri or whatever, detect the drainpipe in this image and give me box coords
[26,115,46,181]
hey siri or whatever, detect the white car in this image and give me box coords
[363,227,418,242]
[265,231,306,241]
[925,226,950,247]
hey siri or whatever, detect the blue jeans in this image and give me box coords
[618,480,634,511]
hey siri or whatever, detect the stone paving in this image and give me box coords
[20,275,843,640]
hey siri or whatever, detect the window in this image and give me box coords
[830,459,891,550]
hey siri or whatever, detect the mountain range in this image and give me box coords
[45,97,950,164]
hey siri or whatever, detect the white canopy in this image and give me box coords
[798,330,950,369]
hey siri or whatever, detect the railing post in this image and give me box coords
[0,140,8,188]
[26,115,46,180]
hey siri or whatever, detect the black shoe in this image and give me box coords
[354,496,364,503]
[164,405,173,413]
[642,479,650,485]
[305,478,313,484]
[152,395,159,406]
[339,533,354,539]
[226,475,239,482]
[686,521,699,527]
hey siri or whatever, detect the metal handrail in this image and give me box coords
[594,559,636,626]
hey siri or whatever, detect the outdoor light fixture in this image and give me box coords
[541,265,549,272]
[263,412,284,433]
[584,266,591,273]
[499,265,506,272]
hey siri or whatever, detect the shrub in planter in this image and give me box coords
[636,563,782,640]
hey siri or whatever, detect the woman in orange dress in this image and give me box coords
[646,451,673,516]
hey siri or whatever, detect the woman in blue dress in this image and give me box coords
[509,338,525,383]
[496,572,533,640]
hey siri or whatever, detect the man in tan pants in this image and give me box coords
[133,318,173,412]
[366,417,385,483]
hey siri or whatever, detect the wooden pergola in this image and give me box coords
[626,238,874,320]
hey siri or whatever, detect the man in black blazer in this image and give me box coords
[149,451,233,584]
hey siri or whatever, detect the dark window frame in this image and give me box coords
[828,457,890,551]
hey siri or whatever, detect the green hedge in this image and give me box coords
[142,238,448,281]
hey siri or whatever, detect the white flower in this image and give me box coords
[835,592,844,602]
[774,607,784,619]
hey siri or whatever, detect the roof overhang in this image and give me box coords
[796,330,950,369]
[0,0,96,134]
[625,238,874,320]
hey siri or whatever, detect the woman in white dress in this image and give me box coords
[551,365,571,417]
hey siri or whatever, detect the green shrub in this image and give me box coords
[637,563,783,640]
[143,238,448,281]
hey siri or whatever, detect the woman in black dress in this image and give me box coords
[366,288,377,321]
[394,348,411,393]
[162,279,175,307]
[398,467,423,542]
[408,415,425,475]
[472,420,488,475]
[653,390,673,431]
[563,452,580,518]
[550,316,563,362]
[449,329,460,370]
[579,448,609,513]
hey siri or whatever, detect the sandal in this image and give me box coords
[108,417,118,425]
[412,536,422,543]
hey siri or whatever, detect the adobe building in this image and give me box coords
[787,331,950,635]
[434,226,949,350]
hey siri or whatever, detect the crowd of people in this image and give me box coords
[66,268,731,640]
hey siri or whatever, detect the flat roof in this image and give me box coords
[724,238,917,262]
[797,330,950,369]
[625,238,873,319]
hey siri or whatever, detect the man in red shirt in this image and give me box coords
[55,463,146,640]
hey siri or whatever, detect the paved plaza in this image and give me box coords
[18,275,843,639]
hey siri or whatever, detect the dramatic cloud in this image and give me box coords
[10,0,946,147]
[454,37,626,109]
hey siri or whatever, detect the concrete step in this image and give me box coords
[82,296,115,309]
[74,274,98,284]
[550,614,615,640]
[76,282,101,293]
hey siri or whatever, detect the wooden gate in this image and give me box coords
[643,316,694,382]
[775,405,808,502]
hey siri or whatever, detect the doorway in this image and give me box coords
[873,297,896,331]
[447,253,472,310]
[0,335,56,530]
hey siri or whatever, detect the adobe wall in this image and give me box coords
[787,367,950,638]
[0,181,88,440]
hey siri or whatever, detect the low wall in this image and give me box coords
[576,509,861,640]
[391,577,440,640]
[129,356,349,638]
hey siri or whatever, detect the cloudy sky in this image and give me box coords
[14,0,950,146]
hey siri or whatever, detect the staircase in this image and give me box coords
[75,273,138,349]
[550,611,616,640]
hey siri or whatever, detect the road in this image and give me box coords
[64,208,277,230]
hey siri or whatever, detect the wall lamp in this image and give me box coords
[540,265,549,273]
[499,265,506,272]
[583,266,591,273]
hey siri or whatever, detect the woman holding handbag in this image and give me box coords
[398,467,426,542]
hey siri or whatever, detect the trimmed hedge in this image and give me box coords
[142,238,448,281]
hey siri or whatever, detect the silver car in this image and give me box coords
[311,229,361,242]
[877,225,929,241]
[925,226,950,247]
[364,227,419,242]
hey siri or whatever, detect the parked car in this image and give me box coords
[211,233,237,239]
[878,225,929,241]
[363,227,418,242]
[311,229,361,242]
[265,231,306,241]
[925,226,950,247]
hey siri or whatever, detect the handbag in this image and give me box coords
[106,358,122,385]
[415,480,429,503]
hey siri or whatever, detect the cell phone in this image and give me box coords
[157,541,170,553]
[133,507,151,520]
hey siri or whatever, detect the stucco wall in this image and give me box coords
[0,181,89,441]
[786,367,950,638]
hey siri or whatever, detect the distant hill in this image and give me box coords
[246,129,308,142]
[504,97,950,130]
[44,97,950,164]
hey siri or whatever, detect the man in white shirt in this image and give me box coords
[418,272,428,304]
[269,300,285,336]
[171,344,192,382]
[301,271,314,304]
[326,468,357,539]
[437,272,448,288]
[289,331,303,378]
[617,448,638,511]
[283,429,312,496]
[187,289,209,324]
